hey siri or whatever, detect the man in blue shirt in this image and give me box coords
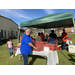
[20,29,37,65]
[47,30,57,44]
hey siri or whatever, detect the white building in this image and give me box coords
[0,15,18,40]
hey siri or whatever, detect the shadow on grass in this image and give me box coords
[0,39,17,46]
[66,44,68,51]
[59,50,73,65]
[0,39,9,46]
[28,55,46,65]
[68,54,75,65]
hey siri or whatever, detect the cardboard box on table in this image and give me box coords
[43,43,57,51]
[33,42,57,51]
[33,41,48,51]
[17,41,58,52]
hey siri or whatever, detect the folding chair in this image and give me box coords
[14,46,23,61]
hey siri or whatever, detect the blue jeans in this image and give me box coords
[8,48,13,56]
[62,42,66,50]
[49,41,56,44]
[22,54,28,65]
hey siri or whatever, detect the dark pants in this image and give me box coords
[22,54,28,65]
[62,42,66,50]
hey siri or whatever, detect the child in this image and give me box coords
[6,37,14,58]
[33,36,36,40]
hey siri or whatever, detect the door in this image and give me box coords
[13,31,15,39]
[11,31,13,38]
[5,30,6,39]
[1,30,3,38]
[0,30,1,42]
[8,31,9,39]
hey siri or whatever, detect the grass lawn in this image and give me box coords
[0,34,75,65]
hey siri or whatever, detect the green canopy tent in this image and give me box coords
[17,11,75,44]
[20,11,74,29]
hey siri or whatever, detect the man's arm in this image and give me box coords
[47,37,50,42]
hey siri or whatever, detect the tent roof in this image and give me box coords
[20,11,74,29]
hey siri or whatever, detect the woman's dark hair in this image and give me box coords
[41,32,43,35]
[9,37,12,40]
[38,33,40,36]
[51,30,54,33]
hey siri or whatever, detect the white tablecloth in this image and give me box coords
[15,48,59,65]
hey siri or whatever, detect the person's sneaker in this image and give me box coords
[10,56,13,58]
[12,54,14,57]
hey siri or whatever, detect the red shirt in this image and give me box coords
[61,32,68,42]
[40,34,45,41]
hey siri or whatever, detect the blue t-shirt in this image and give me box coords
[20,34,33,54]
[49,37,56,42]
[49,33,57,42]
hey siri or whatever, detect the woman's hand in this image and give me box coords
[34,47,37,50]
[47,37,50,42]
[6,48,7,50]
[6,44,8,50]
[28,43,37,50]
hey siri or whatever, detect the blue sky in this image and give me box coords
[0,9,75,27]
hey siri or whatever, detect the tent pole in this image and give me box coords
[19,29,20,43]
[17,29,19,45]
[43,29,45,35]
[17,28,20,45]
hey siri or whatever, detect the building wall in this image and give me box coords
[0,31,1,42]
[56,22,75,33]
[0,16,18,39]
[56,27,75,33]
[65,27,72,33]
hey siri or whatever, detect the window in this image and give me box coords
[4,30,6,39]
[66,28,68,30]
[1,30,3,38]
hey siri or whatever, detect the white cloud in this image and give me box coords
[44,9,55,14]
[0,9,32,19]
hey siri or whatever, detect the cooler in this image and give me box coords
[68,44,75,53]
[57,45,61,50]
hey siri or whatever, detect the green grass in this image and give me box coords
[31,33,37,37]
[0,34,75,65]
[0,38,46,65]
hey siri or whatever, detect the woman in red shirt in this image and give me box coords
[40,32,45,41]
